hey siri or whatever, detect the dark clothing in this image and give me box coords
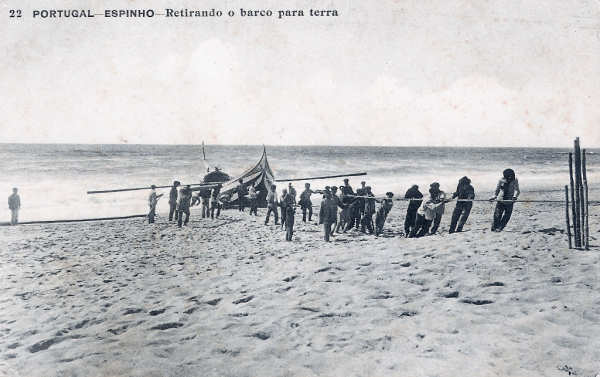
[404,187,423,235]
[177,208,190,227]
[405,187,423,212]
[449,181,475,233]
[409,214,432,238]
[323,223,333,242]
[299,189,314,222]
[177,188,192,227]
[449,202,472,233]
[492,201,514,231]
[360,193,376,234]
[375,199,393,236]
[280,194,294,228]
[265,206,279,225]
[169,203,178,221]
[237,184,247,212]
[211,188,221,219]
[285,207,295,241]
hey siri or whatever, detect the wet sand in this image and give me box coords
[1,199,599,377]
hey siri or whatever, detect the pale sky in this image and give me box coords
[1,0,599,147]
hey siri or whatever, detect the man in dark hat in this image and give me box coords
[168,181,180,221]
[449,176,475,233]
[490,168,520,231]
[148,185,163,224]
[404,185,423,237]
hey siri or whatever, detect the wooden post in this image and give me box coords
[565,185,572,249]
[574,138,583,248]
[569,152,580,248]
[582,149,590,250]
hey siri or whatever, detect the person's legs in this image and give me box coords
[177,211,183,227]
[265,207,272,224]
[216,204,221,218]
[449,205,462,233]
[184,209,190,225]
[430,213,442,234]
[308,205,313,222]
[148,206,155,224]
[302,206,307,222]
[499,203,514,230]
[492,202,504,231]
[410,214,424,238]
[405,209,416,236]
[11,209,18,225]
[457,203,472,231]
[280,207,286,228]
[168,204,176,221]
[366,214,374,234]
[324,222,332,242]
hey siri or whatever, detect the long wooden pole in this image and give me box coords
[582,149,590,250]
[570,151,580,248]
[565,185,572,249]
[275,172,367,182]
[0,214,148,226]
[574,138,583,248]
[87,182,223,195]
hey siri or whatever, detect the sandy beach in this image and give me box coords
[1,198,599,377]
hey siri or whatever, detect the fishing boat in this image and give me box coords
[218,147,275,208]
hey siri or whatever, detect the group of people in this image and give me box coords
[147,181,223,227]
[145,168,520,241]
[403,168,520,237]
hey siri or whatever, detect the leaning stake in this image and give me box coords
[565,185,572,249]
[582,149,590,250]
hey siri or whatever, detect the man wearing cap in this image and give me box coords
[148,185,163,224]
[288,182,297,205]
[168,181,180,222]
[8,188,20,225]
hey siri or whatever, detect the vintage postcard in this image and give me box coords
[1,1,599,376]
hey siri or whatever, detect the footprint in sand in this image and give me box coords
[232,296,254,304]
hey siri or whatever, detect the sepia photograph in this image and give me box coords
[1,0,599,376]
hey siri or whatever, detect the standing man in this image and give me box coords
[299,183,315,222]
[375,192,394,236]
[200,188,211,218]
[285,204,295,241]
[265,184,279,225]
[360,186,376,234]
[148,185,163,224]
[177,185,192,227]
[280,188,291,229]
[319,191,337,242]
[288,182,297,205]
[449,176,475,233]
[210,185,221,219]
[330,186,345,235]
[354,181,367,230]
[237,179,247,212]
[168,181,180,222]
[490,168,520,232]
[8,188,20,225]
[428,182,448,235]
[404,185,423,237]
[248,183,259,216]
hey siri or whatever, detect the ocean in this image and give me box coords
[1,144,597,221]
